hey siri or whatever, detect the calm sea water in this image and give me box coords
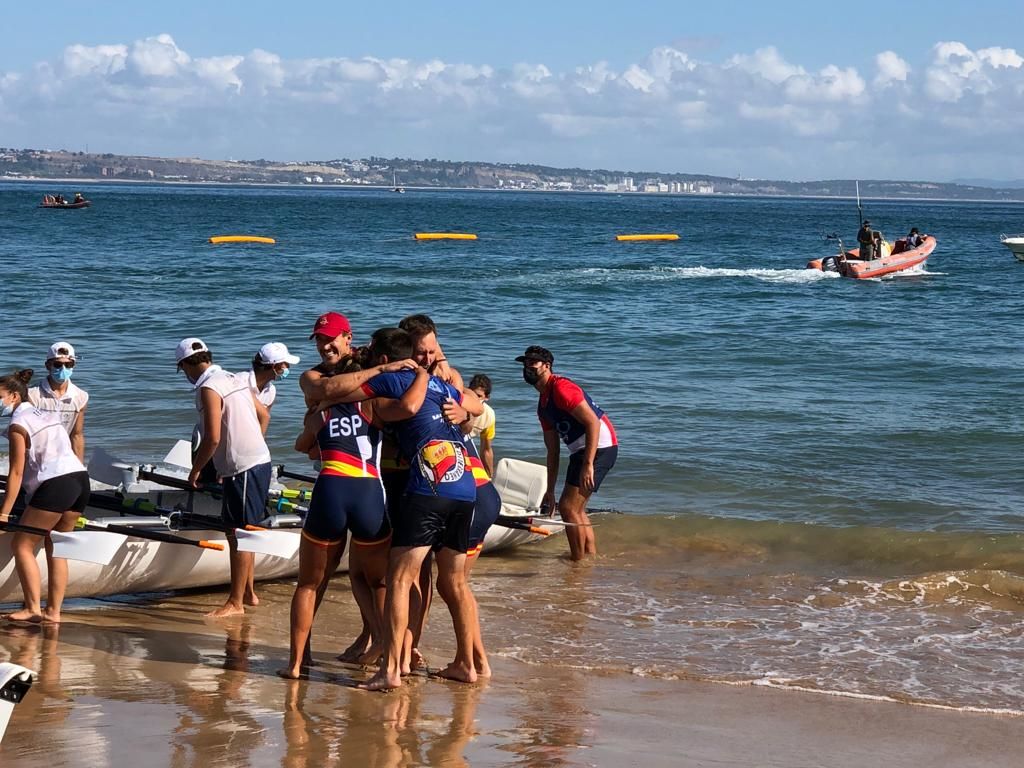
[3,181,1024,711]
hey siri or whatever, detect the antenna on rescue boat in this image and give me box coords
[856,180,864,227]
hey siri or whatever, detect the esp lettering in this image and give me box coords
[328,413,363,437]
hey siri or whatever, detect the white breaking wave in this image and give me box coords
[567,265,840,284]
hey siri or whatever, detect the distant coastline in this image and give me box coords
[3,146,1024,202]
[5,176,1023,206]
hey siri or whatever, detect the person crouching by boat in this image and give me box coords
[27,342,88,462]
[0,369,91,623]
[906,227,924,248]
[248,342,300,435]
[278,359,430,680]
[517,346,617,561]
[176,338,272,618]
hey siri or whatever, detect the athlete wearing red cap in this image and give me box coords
[300,312,415,410]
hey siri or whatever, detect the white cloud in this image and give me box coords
[727,47,805,84]
[875,51,910,87]
[1,36,1023,179]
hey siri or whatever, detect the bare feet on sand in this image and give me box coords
[337,635,371,664]
[401,647,427,676]
[430,662,478,684]
[205,602,245,618]
[359,670,402,691]
[276,667,308,680]
[41,607,61,624]
[3,609,43,623]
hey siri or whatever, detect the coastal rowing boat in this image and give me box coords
[1000,234,1024,262]
[807,235,936,279]
[0,455,559,602]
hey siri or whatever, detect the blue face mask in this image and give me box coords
[52,366,73,383]
[0,399,15,417]
[276,367,291,381]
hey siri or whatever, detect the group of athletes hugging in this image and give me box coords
[0,310,617,690]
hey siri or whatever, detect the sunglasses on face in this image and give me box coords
[49,360,75,369]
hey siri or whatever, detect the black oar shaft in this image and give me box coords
[81,520,224,550]
[0,519,52,537]
[277,467,318,484]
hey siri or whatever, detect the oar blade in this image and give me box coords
[235,529,301,559]
[50,530,127,565]
[162,440,194,469]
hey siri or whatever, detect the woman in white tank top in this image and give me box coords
[1,368,91,624]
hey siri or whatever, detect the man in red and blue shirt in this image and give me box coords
[322,327,485,690]
[517,345,617,560]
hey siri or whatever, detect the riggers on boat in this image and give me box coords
[0,457,560,602]
[807,235,936,279]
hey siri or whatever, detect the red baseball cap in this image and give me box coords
[310,311,351,339]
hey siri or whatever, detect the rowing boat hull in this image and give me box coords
[0,520,309,602]
[0,458,559,602]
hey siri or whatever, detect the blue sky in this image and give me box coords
[1,1,1022,180]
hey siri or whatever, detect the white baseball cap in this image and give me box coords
[257,342,300,366]
[47,341,76,361]
[175,337,210,365]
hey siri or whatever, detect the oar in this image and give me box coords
[495,518,552,536]
[136,467,222,497]
[276,466,318,484]
[86,502,298,558]
[1,519,127,566]
[78,518,224,551]
[0,518,53,537]
[500,515,592,528]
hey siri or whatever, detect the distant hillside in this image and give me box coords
[3,147,1024,201]
[952,178,1024,190]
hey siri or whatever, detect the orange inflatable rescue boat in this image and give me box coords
[807,235,936,279]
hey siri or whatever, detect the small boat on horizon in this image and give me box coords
[1000,234,1024,261]
[392,171,405,193]
[39,193,90,209]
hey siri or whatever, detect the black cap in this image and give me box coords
[515,345,554,365]
[862,219,871,225]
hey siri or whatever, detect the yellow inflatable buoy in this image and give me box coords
[615,234,680,242]
[209,235,276,244]
[414,233,478,241]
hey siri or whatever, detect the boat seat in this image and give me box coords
[491,458,547,512]
[891,239,908,254]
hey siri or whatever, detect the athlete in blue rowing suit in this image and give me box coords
[278,358,429,680]
[517,345,617,560]
[318,327,485,690]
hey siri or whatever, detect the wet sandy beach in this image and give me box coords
[3,571,1024,767]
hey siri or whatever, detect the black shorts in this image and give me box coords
[29,471,91,514]
[392,493,473,552]
[382,468,410,519]
[221,462,272,528]
[566,446,618,493]
[467,482,501,550]
[304,475,390,544]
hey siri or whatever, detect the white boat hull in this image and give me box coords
[1000,235,1024,261]
[0,458,558,602]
